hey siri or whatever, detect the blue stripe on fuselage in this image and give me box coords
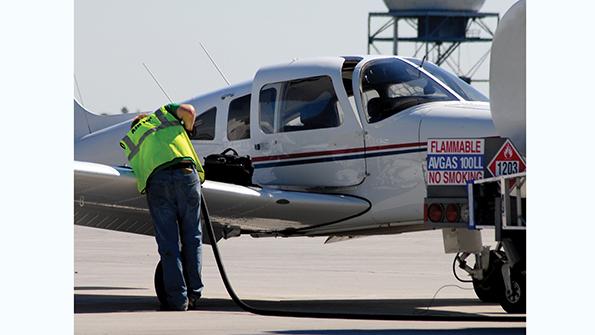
[253,147,427,169]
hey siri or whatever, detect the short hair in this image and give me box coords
[130,113,148,129]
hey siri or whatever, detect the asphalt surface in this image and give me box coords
[74,226,525,334]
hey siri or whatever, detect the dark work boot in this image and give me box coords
[160,301,188,311]
[188,294,201,310]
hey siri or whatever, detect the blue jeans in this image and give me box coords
[146,166,203,308]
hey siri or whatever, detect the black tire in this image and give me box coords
[473,277,501,303]
[154,261,167,306]
[154,260,190,308]
[472,250,506,303]
[500,268,526,314]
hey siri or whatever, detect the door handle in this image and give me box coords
[254,142,270,151]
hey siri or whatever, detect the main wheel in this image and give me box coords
[154,260,190,307]
[154,261,167,306]
[499,268,526,314]
[472,250,506,303]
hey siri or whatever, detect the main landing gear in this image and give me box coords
[153,260,192,307]
[154,261,167,306]
[456,239,526,314]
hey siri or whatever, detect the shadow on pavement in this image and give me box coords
[268,329,525,335]
[75,292,517,320]
[74,294,240,313]
[74,286,146,291]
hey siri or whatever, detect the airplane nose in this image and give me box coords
[418,103,497,143]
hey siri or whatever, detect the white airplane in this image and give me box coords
[74,55,502,309]
[75,55,496,239]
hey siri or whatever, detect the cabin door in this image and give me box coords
[250,67,366,188]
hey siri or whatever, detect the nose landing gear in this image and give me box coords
[499,265,526,314]
[154,260,196,309]
[154,261,166,307]
[457,244,526,314]
[471,250,506,303]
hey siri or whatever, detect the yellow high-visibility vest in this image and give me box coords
[119,106,205,193]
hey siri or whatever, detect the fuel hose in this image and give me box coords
[201,195,525,322]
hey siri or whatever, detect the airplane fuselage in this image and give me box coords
[75,55,497,238]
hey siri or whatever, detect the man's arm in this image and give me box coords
[175,104,196,131]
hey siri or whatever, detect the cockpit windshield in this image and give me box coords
[361,58,457,123]
[406,58,489,102]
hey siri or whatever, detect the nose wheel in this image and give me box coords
[466,249,525,314]
[154,260,193,308]
[472,250,506,303]
[499,268,525,314]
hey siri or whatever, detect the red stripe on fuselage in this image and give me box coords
[251,142,426,162]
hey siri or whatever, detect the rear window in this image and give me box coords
[227,94,251,141]
[190,107,216,141]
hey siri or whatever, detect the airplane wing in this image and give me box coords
[74,161,371,239]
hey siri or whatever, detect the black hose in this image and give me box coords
[201,195,525,322]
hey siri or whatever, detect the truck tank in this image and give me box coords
[489,0,526,155]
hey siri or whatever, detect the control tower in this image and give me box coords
[368,0,498,84]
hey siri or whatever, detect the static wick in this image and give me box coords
[199,42,231,86]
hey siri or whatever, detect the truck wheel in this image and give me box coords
[500,269,526,314]
[473,250,505,303]
[154,261,167,306]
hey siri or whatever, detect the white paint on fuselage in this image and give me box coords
[74,56,497,236]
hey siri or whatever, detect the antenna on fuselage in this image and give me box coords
[142,62,174,103]
[199,42,231,87]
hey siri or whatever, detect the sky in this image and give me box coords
[75,0,517,115]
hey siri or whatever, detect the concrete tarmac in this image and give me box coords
[74,226,525,334]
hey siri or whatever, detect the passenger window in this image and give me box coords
[191,107,216,140]
[259,87,277,134]
[259,76,341,134]
[281,76,341,132]
[227,94,251,141]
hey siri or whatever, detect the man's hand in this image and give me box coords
[175,104,196,132]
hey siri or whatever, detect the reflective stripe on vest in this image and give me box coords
[122,108,179,161]
[119,105,204,193]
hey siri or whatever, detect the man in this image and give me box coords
[119,103,205,311]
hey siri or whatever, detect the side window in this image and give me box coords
[190,107,216,141]
[258,76,341,134]
[259,87,277,134]
[227,94,251,141]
